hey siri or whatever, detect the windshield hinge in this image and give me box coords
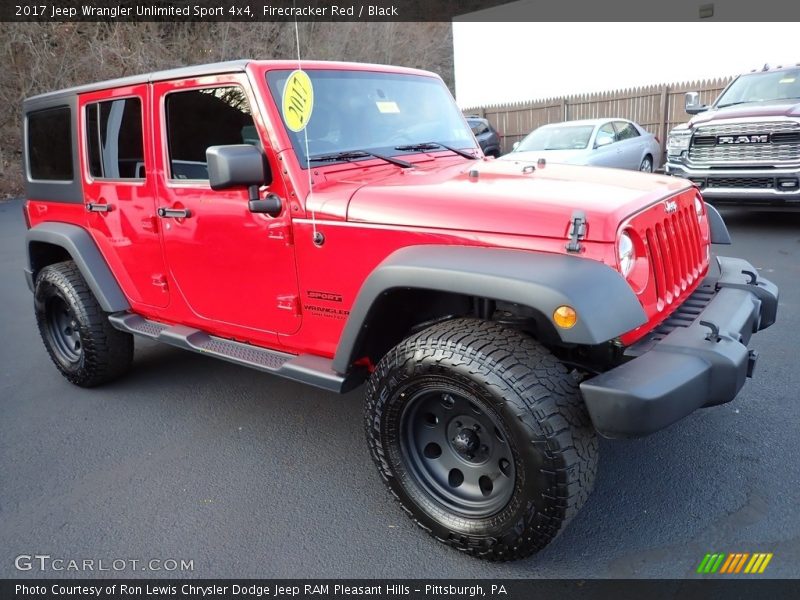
[565,210,587,253]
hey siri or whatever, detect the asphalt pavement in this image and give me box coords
[1,198,798,578]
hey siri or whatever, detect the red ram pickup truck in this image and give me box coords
[22,60,778,561]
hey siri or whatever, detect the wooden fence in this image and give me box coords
[464,78,733,155]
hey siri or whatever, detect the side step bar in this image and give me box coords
[108,312,361,393]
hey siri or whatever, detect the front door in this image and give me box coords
[592,122,622,168]
[152,75,300,336]
[80,85,169,308]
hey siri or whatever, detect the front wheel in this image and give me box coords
[364,318,598,561]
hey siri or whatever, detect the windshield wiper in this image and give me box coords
[717,100,758,108]
[307,150,413,168]
[394,142,478,160]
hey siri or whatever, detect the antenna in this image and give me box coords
[293,3,320,245]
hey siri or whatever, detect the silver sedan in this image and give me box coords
[501,118,662,172]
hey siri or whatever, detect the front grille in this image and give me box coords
[644,205,705,307]
[693,121,800,136]
[628,283,716,355]
[688,120,800,165]
[706,177,773,188]
[651,284,715,339]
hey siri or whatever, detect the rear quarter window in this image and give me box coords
[27,106,73,181]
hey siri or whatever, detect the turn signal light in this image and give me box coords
[553,305,577,329]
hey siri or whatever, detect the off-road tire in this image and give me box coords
[365,318,598,561]
[34,261,133,387]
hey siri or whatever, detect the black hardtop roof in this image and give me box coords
[24,59,251,107]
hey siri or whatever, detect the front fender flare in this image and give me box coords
[26,222,130,312]
[705,203,732,245]
[332,245,647,373]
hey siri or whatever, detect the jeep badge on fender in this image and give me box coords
[22,60,778,561]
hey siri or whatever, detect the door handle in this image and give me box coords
[86,202,113,212]
[157,207,192,219]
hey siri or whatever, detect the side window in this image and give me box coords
[85,98,144,179]
[471,120,489,135]
[595,123,616,146]
[615,121,640,141]
[165,86,256,180]
[27,106,73,181]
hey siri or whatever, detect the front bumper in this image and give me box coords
[665,161,800,205]
[581,256,778,439]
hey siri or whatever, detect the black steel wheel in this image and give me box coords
[44,294,83,364]
[400,383,515,518]
[365,318,598,561]
[34,261,133,387]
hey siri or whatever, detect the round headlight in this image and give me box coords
[618,232,635,277]
[694,195,704,216]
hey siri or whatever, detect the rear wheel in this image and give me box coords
[639,155,654,172]
[34,261,133,387]
[364,318,598,561]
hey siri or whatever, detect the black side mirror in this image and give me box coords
[206,144,272,191]
[206,144,280,216]
[249,194,282,216]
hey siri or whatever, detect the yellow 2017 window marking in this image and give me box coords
[282,70,314,132]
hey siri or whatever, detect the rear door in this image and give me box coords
[152,75,301,336]
[79,85,170,308]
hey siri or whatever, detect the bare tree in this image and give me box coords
[0,21,453,197]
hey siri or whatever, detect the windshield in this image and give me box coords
[515,124,594,151]
[266,70,477,167]
[716,69,800,107]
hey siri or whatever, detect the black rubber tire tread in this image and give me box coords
[34,260,133,387]
[364,318,598,561]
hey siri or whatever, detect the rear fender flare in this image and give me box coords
[26,222,129,312]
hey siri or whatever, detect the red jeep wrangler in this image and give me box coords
[22,60,778,561]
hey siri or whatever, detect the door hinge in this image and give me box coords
[276,294,300,314]
[268,221,294,246]
[152,274,168,291]
[141,216,159,232]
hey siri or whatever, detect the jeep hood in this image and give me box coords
[689,99,800,127]
[497,149,590,165]
[337,160,693,243]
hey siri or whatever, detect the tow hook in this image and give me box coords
[747,349,759,378]
[742,269,758,285]
[700,320,721,342]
